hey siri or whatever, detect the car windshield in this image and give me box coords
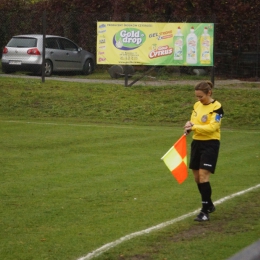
[7,37,37,48]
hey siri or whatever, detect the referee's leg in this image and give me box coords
[197,169,213,213]
[193,169,214,214]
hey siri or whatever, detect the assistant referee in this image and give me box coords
[184,81,224,222]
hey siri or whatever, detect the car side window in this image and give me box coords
[59,38,78,51]
[46,38,60,49]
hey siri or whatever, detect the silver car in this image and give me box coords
[1,34,95,76]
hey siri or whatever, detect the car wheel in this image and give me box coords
[82,59,94,75]
[45,60,53,77]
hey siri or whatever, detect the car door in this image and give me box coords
[45,37,66,70]
[57,38,82,70]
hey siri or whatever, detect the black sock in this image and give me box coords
[197,183,202,193]
[198,182,213,213]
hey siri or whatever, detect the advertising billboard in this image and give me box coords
[97,22,214,66]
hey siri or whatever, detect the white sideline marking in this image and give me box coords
[2,120,260,134]
[77,184,260,260]
[2,120,137,129]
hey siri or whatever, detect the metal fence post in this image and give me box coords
[124,13,130,87]
[256,23,259,80]
[211,14,216,86]
[41,10,46,83]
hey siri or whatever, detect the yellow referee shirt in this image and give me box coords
[191,100,224,140]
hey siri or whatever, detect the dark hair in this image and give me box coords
[195,81,213,95]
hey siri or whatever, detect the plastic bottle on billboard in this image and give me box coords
[200,27,211,64]
[186,27,197,64]
[173,27,184,61]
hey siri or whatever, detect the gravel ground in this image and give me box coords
[1,73,260,88]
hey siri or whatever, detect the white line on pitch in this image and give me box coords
[1,120,163,130]
[2,120,260,134]
[77,184,260,260]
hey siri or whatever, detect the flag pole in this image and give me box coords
[161,146,174,160]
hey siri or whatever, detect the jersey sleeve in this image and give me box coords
[213,106,224,118]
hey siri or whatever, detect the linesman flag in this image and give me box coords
[161,135,188,184]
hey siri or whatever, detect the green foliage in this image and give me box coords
[0,0,260,60]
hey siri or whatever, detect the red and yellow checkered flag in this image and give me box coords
[161,135,188,184]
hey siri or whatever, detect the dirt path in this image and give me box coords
[1,73,260,88]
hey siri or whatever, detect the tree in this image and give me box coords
[1,0,260,76]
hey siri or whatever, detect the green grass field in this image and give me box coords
[0,76,260,260]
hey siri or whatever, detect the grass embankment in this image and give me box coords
[0,76,260,260]
[0,76,260,128]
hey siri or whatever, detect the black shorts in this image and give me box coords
[189,140,220,173]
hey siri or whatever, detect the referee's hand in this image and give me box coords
[184,121,193,135]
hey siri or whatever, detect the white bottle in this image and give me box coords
[200,27,211,64]
[173,27,184,60]
[186,27,197,64]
